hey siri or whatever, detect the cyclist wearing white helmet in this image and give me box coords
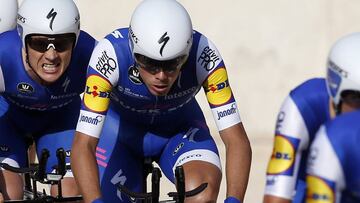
[0,0,18,34]
[0,0,96,201]
[264,32,360,203]
[71,0,251,203]
[305,32,360,203]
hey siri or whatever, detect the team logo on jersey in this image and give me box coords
[0,145,9,152]
[198,46,220,71]
[267,134,299,175]
[17,82,34,94]
[173,142,184,156]
[205,67,232,106]
[306,175,335,203]
[327,61,343,98]
[128,65,142,85]
[83,75,111,113]
[95,51,117,79]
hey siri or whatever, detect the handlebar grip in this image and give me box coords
[37,148,50,181]
[56,148,66,176]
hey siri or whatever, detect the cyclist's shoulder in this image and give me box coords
[291,77,327,93]
[103,27,130,44]
[326,110,360,134]
[0,29,20,51]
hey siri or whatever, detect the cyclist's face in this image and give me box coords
[135,54,186,96]
[138,64,181,96]
[24,34,75,84]
[340,90,360,113]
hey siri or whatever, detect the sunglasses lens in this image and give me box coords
[27,38,48,52]
[134,54,187,73]
[26,34,76,53]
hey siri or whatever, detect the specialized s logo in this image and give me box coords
[267,135,299,175]
[83,75,111,113]
[46,8,57,30]
[204,67,232,106]
[306,175,334,203]
[158,32,170,56]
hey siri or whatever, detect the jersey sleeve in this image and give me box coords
[76,38,119,138]
[264,95,310,199]
[305,125,345,203]
[196,35,241,131]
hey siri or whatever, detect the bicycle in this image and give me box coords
[0,148,82,203]
[117,158,208,203]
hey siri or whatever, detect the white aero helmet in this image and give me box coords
[326,32,360,106]
[17,0,80,47]
[129,0,193,61]
[0,0,18,34]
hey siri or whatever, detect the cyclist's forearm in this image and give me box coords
[221,123,252,202]
[71,132,101,203]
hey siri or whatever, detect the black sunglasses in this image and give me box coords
[134,53,187,74]
[25,33,76,53]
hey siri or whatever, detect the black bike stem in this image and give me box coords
[151,167,161,203]
[37,149,50,181]
[175,166,185,203]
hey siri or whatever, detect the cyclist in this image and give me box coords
[71,0,251,203]
[305,110,360,203]
[0,0,18,34]
[264,32,360,203]
[0,0,96,200]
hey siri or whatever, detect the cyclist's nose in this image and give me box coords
[44,48,59,61]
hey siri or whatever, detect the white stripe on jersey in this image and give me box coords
[211,102,241,131]
[76,110,106,139]
[196,35,223,85]
[88,38,119,86]
[0,65,5,92]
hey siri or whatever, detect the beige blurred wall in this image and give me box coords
[17,0,360,202]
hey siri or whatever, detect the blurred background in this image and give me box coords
[18,0,360,202]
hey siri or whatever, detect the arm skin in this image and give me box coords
[71,132,101,203]
[219,122,252,202]
[263,195,291,203]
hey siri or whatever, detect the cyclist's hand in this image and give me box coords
[225,196,241,203]
[92,197,105,203]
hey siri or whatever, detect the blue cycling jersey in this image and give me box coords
[0,29,96,172]
[265,78,332,202]
[77,28,241,137]
[306,110,360,203]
